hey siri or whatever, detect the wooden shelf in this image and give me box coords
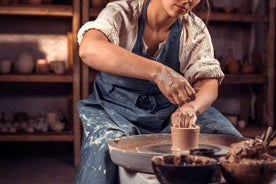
[196,11,269,23]
[0,5,73,17]
[0,132,74,142]
[222,74,268,84]
[0,0,81,167]
[0,74,73,83]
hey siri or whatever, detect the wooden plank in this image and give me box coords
[0,5,73,17]
[0,133,74,142]
[72,0,81,168]
[0,74,73,83]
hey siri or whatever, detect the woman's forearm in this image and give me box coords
[79,29,197,105]
[188,79,219,115]
[79,29,162,82]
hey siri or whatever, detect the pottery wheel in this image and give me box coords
[136,143,229,156]
[108,133,247,174]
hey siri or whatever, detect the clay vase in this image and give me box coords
[242,61,254,74]
[225,49,240,74]
[171,125,200,152]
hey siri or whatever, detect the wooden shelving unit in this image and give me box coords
[203,1,275,130]
[196,1,275,137]
[0,1,81,167]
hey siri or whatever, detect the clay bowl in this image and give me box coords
[151,154,218,184]
[219,157,276,184]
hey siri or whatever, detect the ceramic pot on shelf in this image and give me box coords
[242,60,254,74]
[0,60,12,74]
[13,52,35,74]
[225,49,240,74]
[36,59,50,74]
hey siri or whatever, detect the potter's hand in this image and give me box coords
[154,66,196,105]
[171,104,198,128]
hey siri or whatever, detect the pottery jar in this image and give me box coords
[0,60,12,74]
[14,52,35,74]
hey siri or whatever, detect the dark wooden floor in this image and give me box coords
[0,142,76,184]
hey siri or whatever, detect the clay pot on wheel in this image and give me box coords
[171,125,200,152]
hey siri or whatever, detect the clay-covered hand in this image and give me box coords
[171,104,198,128]
[154,65,196,105]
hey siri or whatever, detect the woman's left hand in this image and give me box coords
[171,104,198,128]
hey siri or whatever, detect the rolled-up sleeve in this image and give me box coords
[77,0,143,47]
[77,5,121,45]
[179,13,224,85]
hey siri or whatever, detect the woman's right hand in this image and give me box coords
[153,65,196,105]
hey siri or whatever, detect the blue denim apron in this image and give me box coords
[75,1,242,183]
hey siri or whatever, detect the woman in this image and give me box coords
[76,0,242,183]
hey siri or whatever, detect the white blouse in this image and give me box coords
[77,0,224,84]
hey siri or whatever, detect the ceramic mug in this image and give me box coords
[36,59,50,74]
[51,61,66,75]
[171,125,200,152]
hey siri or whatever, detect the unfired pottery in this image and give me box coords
[171,125,200,152]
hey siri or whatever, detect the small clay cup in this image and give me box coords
[36,59,50,74]
[51,61,66,75]
[171,125,200,152]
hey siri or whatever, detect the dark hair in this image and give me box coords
[205,0,211,25]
